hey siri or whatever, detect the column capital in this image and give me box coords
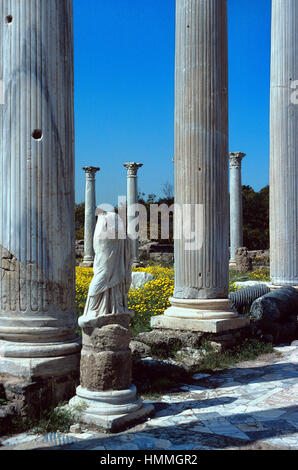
[229,152,246,168]
[83,166,100,180]
[123,162,143,177]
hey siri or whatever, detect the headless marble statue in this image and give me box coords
[69,211,154,430]
[79,212,133,328]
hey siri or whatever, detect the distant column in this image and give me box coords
[81,167,100,268]
[270,0,298,288]
[229,152,246,266]
[123,162,143,267]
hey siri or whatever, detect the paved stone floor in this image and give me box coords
[0,345,297,451]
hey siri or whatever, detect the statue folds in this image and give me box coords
[79,212,133,328]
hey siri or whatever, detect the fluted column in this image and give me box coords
[81,166,100,267]
[123,162,143,266]
[270,0,298,287]
[151,0,249,332]
[0,1,80,380]
[229,152,246,265]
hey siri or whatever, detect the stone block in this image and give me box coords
[151,315,250,334]
[130,272,154,290]
[83,324,130,352]
[80,350,132,392]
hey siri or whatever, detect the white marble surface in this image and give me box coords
[270,0,298,286]
[0,0,80,366]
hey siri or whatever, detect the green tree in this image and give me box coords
[242,185,269,250]
[75,203,85,240]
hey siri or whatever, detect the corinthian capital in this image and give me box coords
[83,166,100,180]
[229,152,246,168]
[123,162,143,177]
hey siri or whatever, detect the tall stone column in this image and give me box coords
[123,162,143,267]
[229,152,246,267]
[81,167,100,268]
[270,0,298,288]
[0,0,80,399]
[151,0,249,333]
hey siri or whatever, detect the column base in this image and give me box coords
[151,297,249,333]
[0,337,81,379]
[0,345,81,417]
[268,284,298,292]
[69,385,154,433]
[0,352,80,380]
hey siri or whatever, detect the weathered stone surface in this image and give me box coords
[136,329,204,357]
[175,348,207,369]
[250,287,298,324]
[0,0,81,400]
[83,325,130,352]
[80,350,132,392]
[0,371,79,425]
[130,341,151,360]
[0,404,15,436]
[130,272,154,290]
[250,287,298,343]
[235,247,253,273]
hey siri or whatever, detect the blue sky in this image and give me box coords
[73,0,271,205]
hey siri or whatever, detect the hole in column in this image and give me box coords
[199,273,202,277]
[6,15,13,23]
[32,129,43,141]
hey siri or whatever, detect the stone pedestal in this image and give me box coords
[270,0,298,288]
[80,167,100,268]
[151,0,248,334]
[69,313,153,432]
[229,152,246,266]
[123,163,143,267]
[0,0,80,405]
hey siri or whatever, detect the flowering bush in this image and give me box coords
[128,267,174,334]
[75,267,93,315]
[246,268,270,282]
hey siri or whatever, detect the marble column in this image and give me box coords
[270,0,298,288]
[229,152,246,267]
[0,0,80,388]
[123,162,143,267]
[81,167,100,268]
[151,0,249,333]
